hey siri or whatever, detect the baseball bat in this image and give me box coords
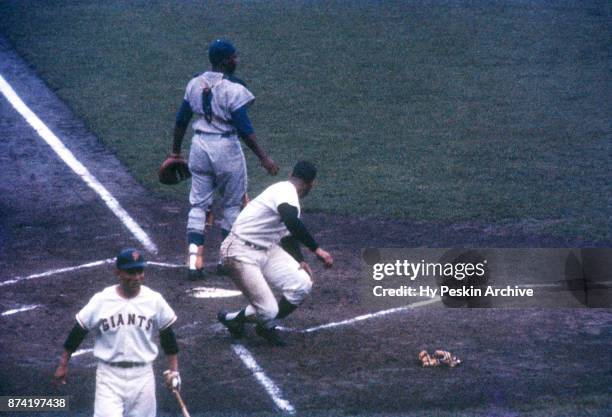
[172,389,191,417]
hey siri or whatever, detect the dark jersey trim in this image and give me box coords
[64,322,88,353]
[159,326,179,355]
[278,203,319,251]
[280,236,305,262]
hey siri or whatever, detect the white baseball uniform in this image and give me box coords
[184,71,254,232]
[220,181,313,322]
[77,285,177,417]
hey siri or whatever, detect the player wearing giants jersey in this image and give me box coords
[54,248,181,417]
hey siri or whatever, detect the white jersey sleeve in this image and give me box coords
[270,182,300,212]
[231,181,301,248]
[76,293,102,330]
[156,293,177,330]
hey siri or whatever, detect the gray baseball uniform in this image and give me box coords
[184,71,253,234]
[172,39,278,279]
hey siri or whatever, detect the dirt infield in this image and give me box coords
[1,35,611,417]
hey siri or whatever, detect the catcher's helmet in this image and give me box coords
[209,39,236,65]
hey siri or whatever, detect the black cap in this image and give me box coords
[292,161,317,182]
[116,248,146,270]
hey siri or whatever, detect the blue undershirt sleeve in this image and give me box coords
[230,105,255,136]
[175,99,193,128]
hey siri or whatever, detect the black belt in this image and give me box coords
[103,361,147,368]
[194,129,236,138]
[232,234,266,250]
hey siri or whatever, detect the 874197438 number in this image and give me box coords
[0,396,69,412]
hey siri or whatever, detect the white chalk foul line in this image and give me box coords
[231,344,296,415]
[1,304,41,316]
[0,74,157,254]
[0,258,187,287]
[296,280,612,334]
[147,261,185,268]
[513,283,565,289]
[512,280,612,289]
[0,259,114,287]
[301,297,442,333]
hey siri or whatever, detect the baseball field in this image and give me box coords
[0,0,611,416]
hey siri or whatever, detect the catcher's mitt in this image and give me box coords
[158,156,191,185]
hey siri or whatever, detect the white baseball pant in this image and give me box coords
[220,234,313,323]
[94,362,156,417]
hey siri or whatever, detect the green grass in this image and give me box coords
[1,0,610,241]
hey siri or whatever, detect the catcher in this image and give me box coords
[161,38,278,281]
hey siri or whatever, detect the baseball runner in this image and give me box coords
[53,248,181,417]
[171,38,279,281]
[217,161,333,346]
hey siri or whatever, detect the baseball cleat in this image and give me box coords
[187,268,205,281]
[217,310,245,339]
[255,324,286,347]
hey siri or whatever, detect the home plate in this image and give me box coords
[187,287,242,298]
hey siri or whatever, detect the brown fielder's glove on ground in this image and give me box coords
[158,156,191,185]
[163,370,181,392]
[418,350,440,367]
[419,350,462,367]
[433,350,462,367]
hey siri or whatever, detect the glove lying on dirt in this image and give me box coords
[418,350,440,367]
[418,350,461,368]
[433,350,462,367]
[158,155,191,185]
[163,370,181,392]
